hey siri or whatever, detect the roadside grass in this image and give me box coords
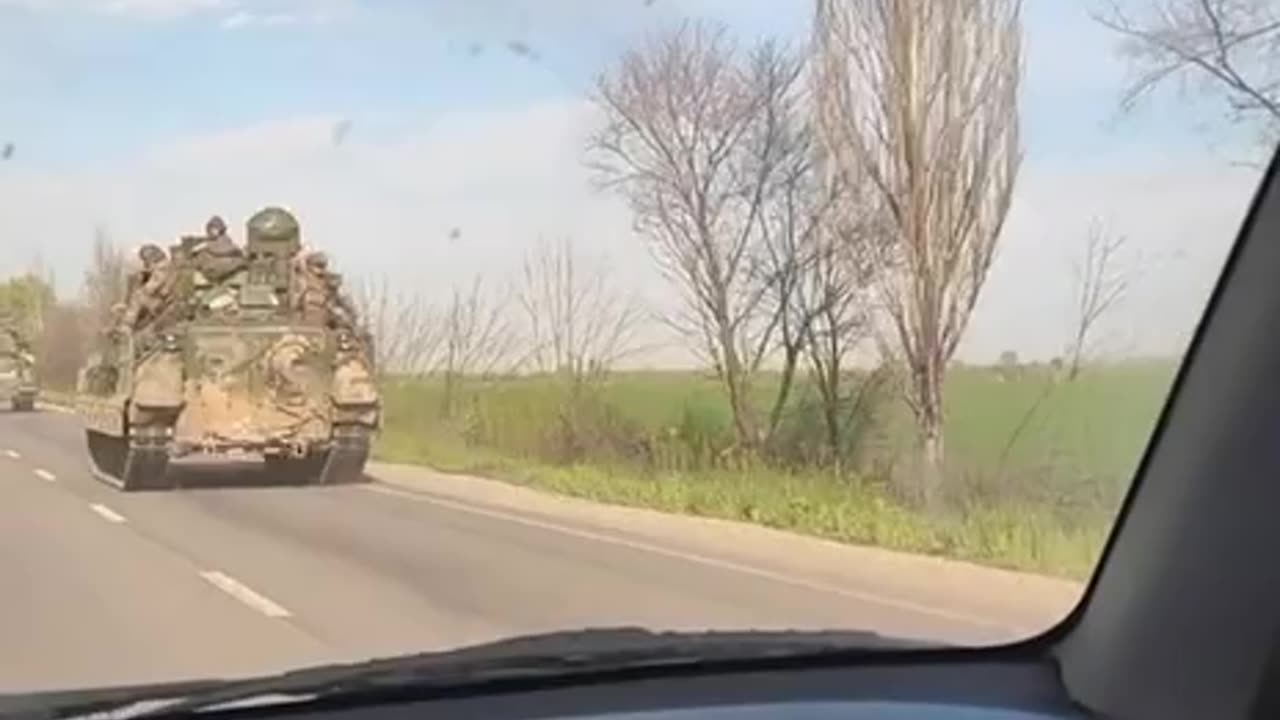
[373,361,1178,580]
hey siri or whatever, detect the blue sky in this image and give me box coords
[0,0,1267,364]
[0,0,1209,166]
[0,0,813,165]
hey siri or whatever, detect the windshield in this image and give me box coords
[0,0,1272,703]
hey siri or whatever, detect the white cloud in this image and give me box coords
[961,147,1260,363]
[218,2,343,29]
[0,99,694,366]
[0,98,1264,368]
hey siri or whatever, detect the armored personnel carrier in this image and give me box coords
[75,207,381,491]
[0,324,38,412]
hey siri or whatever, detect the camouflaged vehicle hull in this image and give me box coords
[0,351,37,412]
[77,323,380,491]
[0,365,37,412]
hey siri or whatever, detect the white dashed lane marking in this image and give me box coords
[199,571,292,618]
[3,449,18,459]
[33,468,56,482]
[89,503,126,524]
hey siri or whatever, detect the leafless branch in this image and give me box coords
[81,226,129,333]
[351,276,442,379]
[1095,0,1280,148]
[814,0,1023,500]
[436,276,517,413]
[518,237,647,386]
[1067,218,1132,380]
[587,21,809,449]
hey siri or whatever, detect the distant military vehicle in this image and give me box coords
[75,207,381,491]
[0,324,38,412]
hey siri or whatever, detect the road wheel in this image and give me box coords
[118,426,173,492]
[317,425,371,485]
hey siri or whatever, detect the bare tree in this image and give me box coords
[438,276,516,414]
[1067,218,1132,380]
[1095,0,1280,150]
[748,55,881,449]
[351,276,442,379]
[518,237,646,388]
[800,225,880,468]
[38,301,90,390]
[588,21,806,450]
[813,0,1023,503]
[82,226,129,333]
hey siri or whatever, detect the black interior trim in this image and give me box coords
[1055,138,1280,720]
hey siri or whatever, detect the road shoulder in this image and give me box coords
[368,461,1086,637]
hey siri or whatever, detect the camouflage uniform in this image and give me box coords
[324,271,359,332]
[298,251,332,325]
[108,302,127,328]
[122,244,173,329]
[195,215,246,282]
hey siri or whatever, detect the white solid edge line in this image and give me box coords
[362,484,1029,634]
[3,449,18,459]
[34,468,56,482]
[199,571,292,618]
[89,503,126,523]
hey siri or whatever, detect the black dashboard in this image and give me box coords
[240,660,1088,720]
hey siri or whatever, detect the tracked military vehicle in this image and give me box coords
[0,325,38,412]
[75,207,380,491]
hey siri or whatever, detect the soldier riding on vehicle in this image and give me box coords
[296,251,357,333]
[194,215,246,282]
[121,243,173,331]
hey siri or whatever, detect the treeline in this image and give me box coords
[366,3,1027,510]
[0,232,128,391]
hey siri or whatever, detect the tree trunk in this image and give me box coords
[817,357,842,468]
[912,359,946,510]
[717,318,758,453]
[823,389,841,467]
[1067,327,1085,381]
[726,372,757,452]
[441,371,457,417]
[766,346,801,443]
[920,415,944,509]
[1067,352,1083,381]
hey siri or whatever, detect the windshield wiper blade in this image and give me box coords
[47,627,929,719]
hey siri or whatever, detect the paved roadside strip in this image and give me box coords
[368,461,1087,637]
[26,396,1084,637]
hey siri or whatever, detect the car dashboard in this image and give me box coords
[223,660,1088,720]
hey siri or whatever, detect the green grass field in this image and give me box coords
[373,360,1181,580]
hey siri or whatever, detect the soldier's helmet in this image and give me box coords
[305,251,329,270]
[206,215,227,237]
[138,243,166,265]
[247,206,302,254]
[247,207,299,240]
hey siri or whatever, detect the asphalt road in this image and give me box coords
[0,407,1070,695]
